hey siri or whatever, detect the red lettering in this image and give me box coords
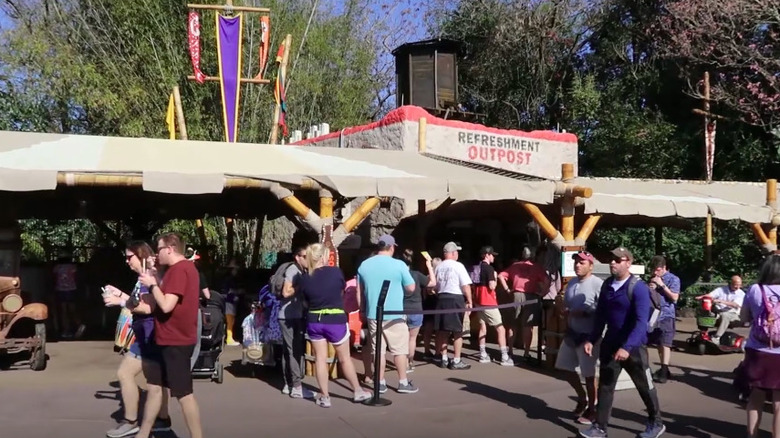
[516,152,524,164]
[465,145,534,166]
[489,147,497,161]
[497,149,506,161]
[524,152,531,165]
[468,145,478,160]
[507,150,515,163]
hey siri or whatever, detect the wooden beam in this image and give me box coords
[187,3,271,14]
[705,213,713,271]
[418,117,427,153]
[342,197,380,233]
[281,195,312,219]
[172,86,188,141]
[225,217,234,259]
[751,223,771,245]
[575,214,601,242]
[520,202,561,242]
[187,75,270,85]
[691,108,730,121]
[320,196,334,219]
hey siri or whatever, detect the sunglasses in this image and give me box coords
[125,254,135,261]
[611,257,629,263]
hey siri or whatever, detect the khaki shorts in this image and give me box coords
[555,338,599,378]
[480,308,503,327]
[502,292,540,328]
[368,318,409,356]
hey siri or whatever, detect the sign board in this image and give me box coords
[321,224,339,267]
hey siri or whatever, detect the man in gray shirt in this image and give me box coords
[556,251,603,425]
[279,247,314,399]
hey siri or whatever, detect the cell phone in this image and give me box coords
[421,251,432,261]
[101,286,111,297]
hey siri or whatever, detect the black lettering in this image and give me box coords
[482,135,489,146]
[490,136,496,147]
[458,132,466,143]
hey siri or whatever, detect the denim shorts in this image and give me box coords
[405,313,423,329]
[128,341,142,359]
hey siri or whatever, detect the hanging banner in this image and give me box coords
[188,11,206,84]
[165,93,176,139]
[216,13,244,143]
[274,42,288,138]
[705,117,716,182]
[255,16,270,79]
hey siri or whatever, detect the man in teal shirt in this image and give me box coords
[357,234,418,394]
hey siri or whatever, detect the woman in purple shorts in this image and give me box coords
[299,243,372,408]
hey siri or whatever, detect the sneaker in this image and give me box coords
[438,359,449,369]
[281,384,291,395]
[639,422,666,438]
[579,424,608,438]
[227,340,240,346]
[479,353,491,364]
[397,381,419,394]
[379,382,388,394]
[448,360,471,370]
[290,386,316,399]
[152,417,172,432]
[74,324,86,339]
[106,420,139,438]
[652,369,668,384]
[711,336,721,344]
[315,395,332,408]
[353,391,372,402]
[499,356,514,367]
[408,361,416,373]
[576,409,595,425]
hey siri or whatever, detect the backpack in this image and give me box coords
[469,264,482,285]
[751,285,780,348]
[269,261,295,297]
[621,275,662,331]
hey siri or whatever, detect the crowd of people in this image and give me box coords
[95,230,780,438]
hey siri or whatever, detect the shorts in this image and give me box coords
[406,313,423,329]
[503,293,540,328]
[308,322,350,345]
[555,337,599,378]
[368,318,409,356]
[128,341,142,359]
[128,341,161,361]
[745,347,780,390]
[648,318,675,347]
[434,294,465,333]
[142,344,195,399]
[479,308,503,327]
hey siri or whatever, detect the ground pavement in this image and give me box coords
[0,318,770,438]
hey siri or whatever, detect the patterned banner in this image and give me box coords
[216,13,244,143]
[705,118,716,182]
[188,12,206,84]
[255,16,270,79]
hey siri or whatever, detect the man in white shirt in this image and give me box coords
[695,275,744,342]
[434,242,473,370]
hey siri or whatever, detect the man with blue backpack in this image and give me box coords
[580,247,665,438]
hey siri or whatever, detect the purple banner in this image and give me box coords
[216,14,243,142]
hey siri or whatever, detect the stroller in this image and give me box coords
[241,285,282,376]
[192,290,227,384]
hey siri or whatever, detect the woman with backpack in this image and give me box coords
[741,254,780,438]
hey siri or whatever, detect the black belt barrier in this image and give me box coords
[363,283,543,406]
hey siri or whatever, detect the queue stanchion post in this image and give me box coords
[363,280,392,407]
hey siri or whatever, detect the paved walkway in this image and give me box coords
[0,319,766,438]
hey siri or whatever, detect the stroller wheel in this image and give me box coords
[215,363,224,384]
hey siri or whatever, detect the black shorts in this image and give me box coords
[142,344,195,399]
[434,294,465,333]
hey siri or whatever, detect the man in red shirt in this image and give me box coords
[136,233,203,438]
[474,246,513,366]
[498,247,548,360]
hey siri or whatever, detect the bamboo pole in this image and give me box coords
[705,214,713,270]
[187,75,270,85]
[768,179,778,245]
[225,217,234,259]
[418,117,427,153]
[560,163,576,242]
[575,214,601,242]
[281,194,312,219]
[172,86,188,141]
[341,197,380,233]
[751,223,771,245]
[187,3,270,13]
[320,195,334,219]
[270,34,293,144]
[520,202,561,242]
[553,183,592,199]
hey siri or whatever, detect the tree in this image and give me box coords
[650,0,780,133]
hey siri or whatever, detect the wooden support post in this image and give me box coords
[560,163,576,242]
[249,216,265,269]
[320,195,334,219]
[521,203,563,242]
[751,223,771,245]
[768,179,778,245]
[172,86,188,141]
[341,197,380,233]
[705,214,713,273]
[225,217,234,259]
[281,194,312,219]
[418,118,427,153]
[270,34,293,144]
[416,200,427,264]
[575,215,601,243]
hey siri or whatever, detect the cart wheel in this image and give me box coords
[697,342,707,355]
[30,323,47,371]
[215,363,224,384]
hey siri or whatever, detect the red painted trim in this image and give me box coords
[291,105,578,145]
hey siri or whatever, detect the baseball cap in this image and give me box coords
[443,241,462,253]
[479,246,498,257]
[610,247,633,262]
[572,251,595,263]
[377,234,397,248]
